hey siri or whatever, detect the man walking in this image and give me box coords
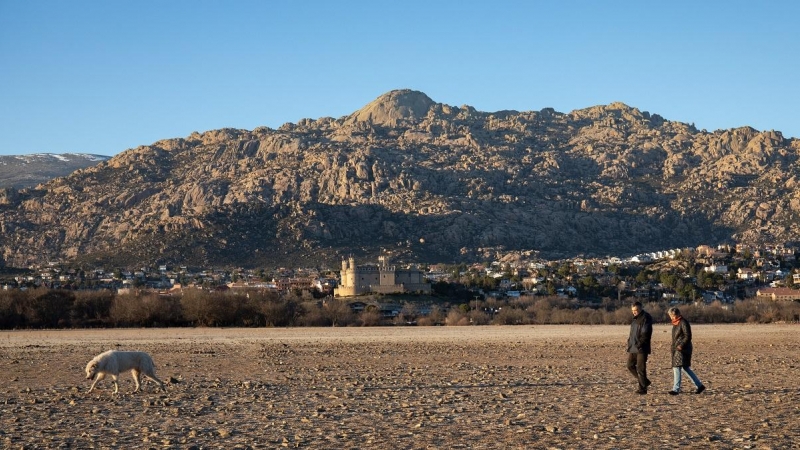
[627,301,653,394]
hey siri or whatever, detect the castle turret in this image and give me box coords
[345,257,356,289]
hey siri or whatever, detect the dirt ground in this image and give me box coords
[1,324,798,449]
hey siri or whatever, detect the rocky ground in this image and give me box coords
[1,324,798,449]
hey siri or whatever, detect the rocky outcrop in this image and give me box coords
[0,90,798,268]
[348,89,436,126]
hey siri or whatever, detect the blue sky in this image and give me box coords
[1,1,798,156]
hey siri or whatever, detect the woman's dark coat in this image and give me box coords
[671,318,693,367]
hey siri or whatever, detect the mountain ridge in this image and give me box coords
[1,89,798,268]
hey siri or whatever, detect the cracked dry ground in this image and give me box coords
[1,324,798,449]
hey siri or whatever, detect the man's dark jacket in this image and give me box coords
[627,310,653,354]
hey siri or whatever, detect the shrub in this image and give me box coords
[358,309,382,326]
[296,300,355,327]
[0,290,27,328]
[466,309,490,325]
[297,301,327,326]
[253,294,301,327]
[492,307,528,325]
[612,306,632,324]
[422,306,446,326]
[323,300,355,327]
[572,307,605,325]
[24,290,75,328]
[445,308,468,326]
[180,290,242,327]
[71,290,114,327]
[111,291,182,327]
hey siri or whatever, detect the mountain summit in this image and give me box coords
[349,89,436,126]
[1,90,798,268]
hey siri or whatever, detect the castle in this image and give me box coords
[334,256,431,297]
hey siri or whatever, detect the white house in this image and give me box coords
[737,268,757,280]
[704,264,728,274]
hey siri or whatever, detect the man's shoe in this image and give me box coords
[636,388,647,395]
[695,385,706,394]
[668,390,679,395]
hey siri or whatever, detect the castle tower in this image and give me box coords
[345,257,356,289]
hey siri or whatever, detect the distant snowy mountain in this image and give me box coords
[0,153,111,189]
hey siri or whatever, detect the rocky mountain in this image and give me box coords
[0,153,110,189]
[1,89,799,269]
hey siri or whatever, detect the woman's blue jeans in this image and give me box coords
[673,366,702,392]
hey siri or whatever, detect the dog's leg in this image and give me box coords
[111,374,119,394]
[87,373,103,393]
[132,370,142,393]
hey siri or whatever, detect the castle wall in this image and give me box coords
[379,268,396,286]
[334,259,430,297]
[395,269,424,285]
[370,284,406,294]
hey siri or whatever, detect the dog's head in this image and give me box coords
[85,360,98,379]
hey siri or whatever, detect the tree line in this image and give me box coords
[1,288,798,329]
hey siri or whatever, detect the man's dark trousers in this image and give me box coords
[627,352,650,390]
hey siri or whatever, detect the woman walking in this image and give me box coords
[667,307,706,395]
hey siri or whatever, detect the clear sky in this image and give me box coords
[1,1,798,156]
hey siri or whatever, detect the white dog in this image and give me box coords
[85,350,165,394]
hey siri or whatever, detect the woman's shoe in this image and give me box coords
[695,385,706,394]
[668,390,679,395]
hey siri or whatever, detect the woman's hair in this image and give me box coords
[667,307,681,316]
